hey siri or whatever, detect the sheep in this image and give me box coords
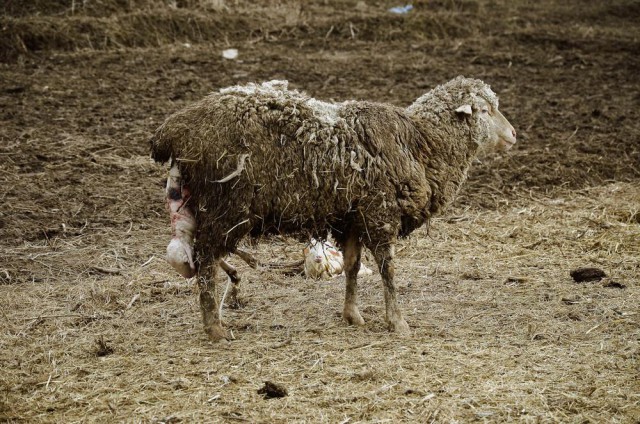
[150,76,516,342]
[303,238,373,279]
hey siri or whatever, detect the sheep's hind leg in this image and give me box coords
[198,259,229,342]
[342,234,365,326]
[370,241,410,334]
[219,258,243,309]
[234,248,260,269]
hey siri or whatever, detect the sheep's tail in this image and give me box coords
[149,127,174,164]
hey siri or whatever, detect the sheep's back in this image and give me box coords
[158,91,433,252]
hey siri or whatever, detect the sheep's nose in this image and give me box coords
[512,128,517,139]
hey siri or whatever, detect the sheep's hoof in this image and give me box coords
[388,318,410,335]
[343,306,365,326]
[228,286,245,309]
[204,323,230,343]
[228,295,245,310]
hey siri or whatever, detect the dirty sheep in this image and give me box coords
[150,77,517,341]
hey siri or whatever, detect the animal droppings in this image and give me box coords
[95,336,114,357]
[602,279,626,289]
[257,381,288,399]
[570,267,606,283]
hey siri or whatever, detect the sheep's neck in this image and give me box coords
[416,124,479,216]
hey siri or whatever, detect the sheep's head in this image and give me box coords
[455,97,516,153]
[408,76,517,153]
[453,80,516,153]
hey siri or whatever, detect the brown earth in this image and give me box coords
[1,1,639,422]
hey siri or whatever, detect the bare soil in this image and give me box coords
[1,1,638,422]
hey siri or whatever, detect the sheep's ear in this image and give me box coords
[455,104,473,115]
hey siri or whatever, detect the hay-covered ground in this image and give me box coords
[1,0,638,422]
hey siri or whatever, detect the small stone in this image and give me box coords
[222,49,238,60]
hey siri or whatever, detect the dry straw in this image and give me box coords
[1,0,639,421]
[2,177,638,421]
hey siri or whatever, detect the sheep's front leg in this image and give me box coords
[342,234,365,326]
[371,242,410,334]
[197,259,229,342]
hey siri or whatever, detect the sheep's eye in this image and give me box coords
[481,108,489,114]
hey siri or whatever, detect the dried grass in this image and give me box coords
[1,0,639,421]
[1,183,638,422]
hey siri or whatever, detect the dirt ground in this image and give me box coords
[1,0,639,422]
